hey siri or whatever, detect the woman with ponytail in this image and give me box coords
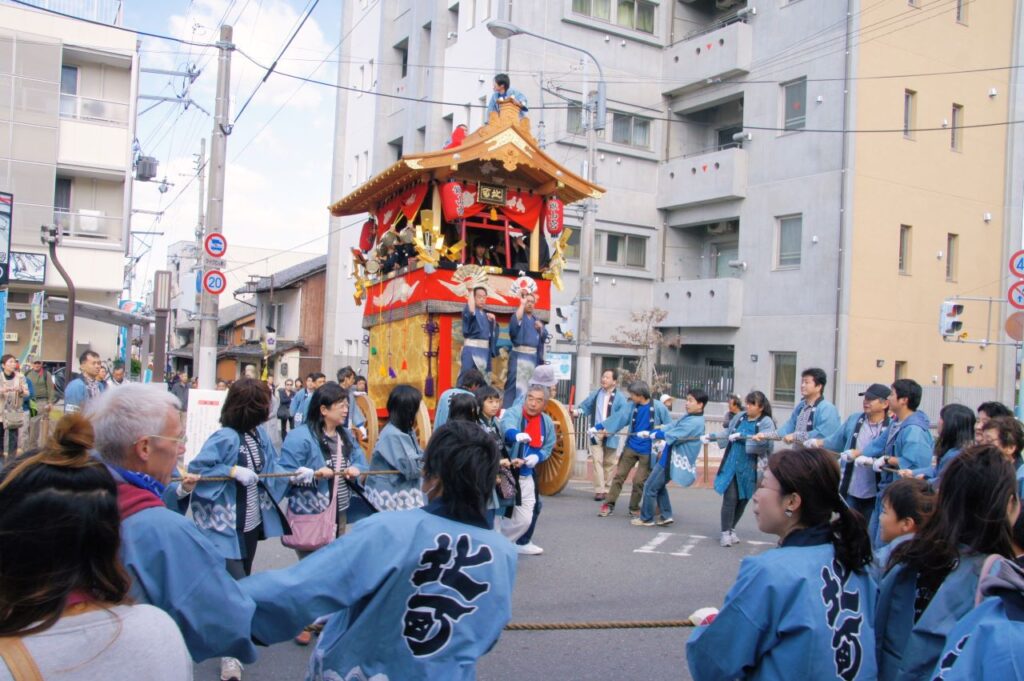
[876,444,1018,681]
[686,445,876,681]
[0,414,190,680]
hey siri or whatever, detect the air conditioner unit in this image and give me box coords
[716,0,742,9]
[77,208,103,233]
[242,328,259,342]
[707,222,732,235]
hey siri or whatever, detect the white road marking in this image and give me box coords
[744,540,774,546]
[669,535,707,557]
[633,532,674,554]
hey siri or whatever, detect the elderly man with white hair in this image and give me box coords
[85,384,260,673]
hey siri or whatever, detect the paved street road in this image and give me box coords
[195,480,775,681]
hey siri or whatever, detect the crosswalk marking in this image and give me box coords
[633,532,674,554]
[669,535,708,557]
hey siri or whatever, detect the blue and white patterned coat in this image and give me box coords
[279,424,367,515]
[187,426,288,560]
[363,423,426,511]
[659,412,705,488]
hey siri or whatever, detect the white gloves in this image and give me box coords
[587,427,599,437]
[515,432,533,443]
[805,438,823,449]
[523,454,540,468]
[290,466,315,485]
[175,482,192,498]
[688,607,719,627]
[872,457,887,473]
[230,466,259,486]
[699,434,712,445]
[728,432,742,442]
[572,408,582,417]
[839,450,854,464]
[854,455,872,467]
[636,430,651,439]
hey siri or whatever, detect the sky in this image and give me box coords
[125,0,343,300]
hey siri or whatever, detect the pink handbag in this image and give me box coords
[281,438,339,552]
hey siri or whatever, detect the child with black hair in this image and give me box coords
[363,385,425,512]
[447,392,480,423]
[476,385,516,526]
[871,477,935,581]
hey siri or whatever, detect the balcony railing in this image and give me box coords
[655,277,743,328]
[59,94,128,125]
[657,147,747,210]
[663,21,752,95]
[53,209,122,241]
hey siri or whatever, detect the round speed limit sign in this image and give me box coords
[203,269,227,295]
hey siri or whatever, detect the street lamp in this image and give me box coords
[486,19,606,396]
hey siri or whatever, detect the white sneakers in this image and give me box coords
[719,531,741,547]
[517,542,544,555]
[220,657,243,681]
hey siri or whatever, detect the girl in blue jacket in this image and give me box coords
[686,445,877,680]
[363,385,426,512]
[875,445,1019,681]
[903,403,974,486]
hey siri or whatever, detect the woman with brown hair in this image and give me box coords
[0,414,190,680]
[0,354,28,461]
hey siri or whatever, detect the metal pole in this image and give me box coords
[192,138,206,377]
[197,25,233,390]
[41,226,75,373]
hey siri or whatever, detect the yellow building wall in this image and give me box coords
[847,1,1015,392]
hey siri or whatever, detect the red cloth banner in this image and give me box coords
[375,184,429,237]
[440,181,543,230]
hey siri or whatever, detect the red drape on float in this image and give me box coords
[439,181,543,230]
[374,184,429,237]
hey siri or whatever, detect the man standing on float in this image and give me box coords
[459,286,497,387]
[504,291,548,407]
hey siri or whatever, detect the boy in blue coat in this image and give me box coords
[573,368,630,501]
[636,387,707,526]
[594,380,671,519]
[240,421,517,681]
[757,367,840,445]
[854,379,933,548]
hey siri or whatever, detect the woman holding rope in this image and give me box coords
[686,445,876,680]
[239,420,517,680]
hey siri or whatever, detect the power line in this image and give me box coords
[232,0,321,126]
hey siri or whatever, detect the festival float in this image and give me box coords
[328,99,604,494]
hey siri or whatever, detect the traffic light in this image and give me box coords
[939,300,965,338]
[554,306,577,341]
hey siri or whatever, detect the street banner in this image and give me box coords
[0,192,12,286]
[185,388,227,466]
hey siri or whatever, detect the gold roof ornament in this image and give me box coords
[328,99,604,217]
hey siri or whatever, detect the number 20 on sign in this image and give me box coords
[203,270,227,296]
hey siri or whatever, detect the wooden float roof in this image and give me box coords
[328,99,605,217]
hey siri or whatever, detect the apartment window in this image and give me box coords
[59,65,78,117]
[903,89,916,138]
[611,112,650,148]
[564,228,581,261]
[567,102,585,135]
[894,360,908,381]
[572,0,655,33]
[772,352,798,404]
[601,232,646,268]
[54,177,72,212]
[394,39,409,78]
[389,137,403,161]
[776,215,802,269]
[951,104,963,151]
[955,0,968,24]
[783,78,807,131]
[898,224,912,274]
[946,233,959,281]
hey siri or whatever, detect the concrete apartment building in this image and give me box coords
[324,0,1023,416]
[0,1,137,363]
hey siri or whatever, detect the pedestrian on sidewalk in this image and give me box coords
[686,445,876,681]
[704,390,774,547]
[0,354,28,461]
[573,368,629,501]
[594,380,671,519]
[24,358,52,448]
[635,387,707,527]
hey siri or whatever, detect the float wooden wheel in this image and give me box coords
[536,398,575,496]
[354,392,379,457]
[414,401,432,449]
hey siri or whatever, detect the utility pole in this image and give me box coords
[191,137,206,376]
[196,25,233,390]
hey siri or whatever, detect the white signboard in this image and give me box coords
[547,352,573,381]
[184,389,226,466]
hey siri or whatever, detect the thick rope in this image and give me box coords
[189,470,402,482]
[505,619,694,631]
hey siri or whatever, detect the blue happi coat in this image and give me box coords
[659,412,705,487]
[112,468,260,663]
[576,387,630,449]
[863,410,933,547]
[458,304,496,386]
[876,550,988,681]
[710,413,775,500]
[279,424,367,515]
[687,526,877,681]
[775,396,842,441]
[290,388,311,422]
[930,557,1024,680]
[433,387,473,429]
[187,426,288,560]
[239,500,517,681]
[499,399,555,477]
[363,423,426,511]
[502,312,548,408]
[595,399,672,452]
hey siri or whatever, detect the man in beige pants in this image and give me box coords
[24,359,52,447]
[573,369,629,501]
